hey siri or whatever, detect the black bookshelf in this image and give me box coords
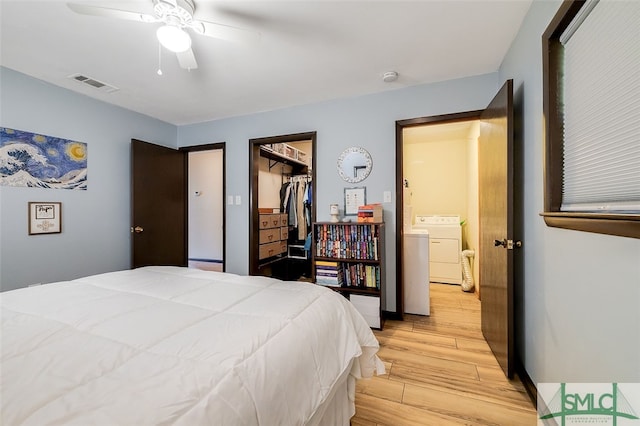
[312,222,384,329]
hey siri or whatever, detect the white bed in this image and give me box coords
[1,266,384,425]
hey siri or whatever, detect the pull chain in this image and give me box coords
[157,42,163,76]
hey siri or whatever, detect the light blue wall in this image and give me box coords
[1,65,499,306]
[0,67,177,291]
[178,73,500,310]
[499,1,640,383]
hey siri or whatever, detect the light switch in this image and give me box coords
[383,191,392,203]
[227,195,234,205]
[235,195,242,205]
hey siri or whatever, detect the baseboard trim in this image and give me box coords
[516,358,537,409]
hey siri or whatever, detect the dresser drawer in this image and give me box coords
[260,228,281,244]
[259,214,281,229]
[280,226,289,240]
[259,241,285,260]
[279,213,288,227]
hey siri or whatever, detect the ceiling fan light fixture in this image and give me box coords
[156,25,191,53]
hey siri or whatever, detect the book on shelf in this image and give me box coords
[314,223,380,260]
[315,260,340,286]
[357,203,383,223]
[338,263,380,289]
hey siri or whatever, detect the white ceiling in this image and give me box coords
[0,0,532,126]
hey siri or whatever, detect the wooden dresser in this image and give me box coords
[258,213,288,261]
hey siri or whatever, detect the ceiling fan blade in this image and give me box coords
[67,3,158,23]
[176,49,198,70]
[189,20,260,44]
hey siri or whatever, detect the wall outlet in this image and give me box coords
[235,195,242,205]
[383,191,392,203]
[227,195,234,205]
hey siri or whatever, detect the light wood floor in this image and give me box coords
[352,283,537,426]
[188,260,223,272]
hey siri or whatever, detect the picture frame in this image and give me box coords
[344,187,366,216]
[28,202,62,235]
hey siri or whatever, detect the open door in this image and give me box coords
[131,139,186,268]
[479,80,517,378]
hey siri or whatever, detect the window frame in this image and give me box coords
[541,0,640,239]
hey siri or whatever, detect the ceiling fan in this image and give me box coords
[67,0,259,70]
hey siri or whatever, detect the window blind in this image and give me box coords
[560,0,640,212]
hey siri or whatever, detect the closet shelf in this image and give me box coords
[260,146,308,172]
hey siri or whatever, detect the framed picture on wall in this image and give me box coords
[344,187,366,216]
[28,202,62,235]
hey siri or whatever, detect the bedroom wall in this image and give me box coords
[178,72,501,311]
[499,0,640,384]
[0,67,177,292]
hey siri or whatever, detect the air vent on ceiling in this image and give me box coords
[68,74,119,93]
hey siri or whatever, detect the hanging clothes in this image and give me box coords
[303,181,312,230]
[296,180,307,240]
[280,182,289,213]
[279,175,312,240]
[288,181,297,227]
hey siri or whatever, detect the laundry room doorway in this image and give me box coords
[401,118,481,296]
[395,79,518,379]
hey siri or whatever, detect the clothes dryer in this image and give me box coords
[414,215,462,285]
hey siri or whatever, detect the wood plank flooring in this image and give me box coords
[188,260,223,272]
[352,283,537,426]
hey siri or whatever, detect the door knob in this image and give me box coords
[132,226,144,234]
[494,239,522,249]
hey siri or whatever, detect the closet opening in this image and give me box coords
[248,132,316,282]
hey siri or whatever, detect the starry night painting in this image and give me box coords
[0,127,87,190]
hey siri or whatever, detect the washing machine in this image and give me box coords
[403,227,430,315]
[414,215,462,285]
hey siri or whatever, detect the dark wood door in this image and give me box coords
[131,139,186,268]
[479,80,515,378]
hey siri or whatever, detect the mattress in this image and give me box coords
[1,266,384,425]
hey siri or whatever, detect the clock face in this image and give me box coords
[337,147,372,183]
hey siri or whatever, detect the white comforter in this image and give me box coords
[1,266,383,425]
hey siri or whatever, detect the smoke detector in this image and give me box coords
[382,71,398,83]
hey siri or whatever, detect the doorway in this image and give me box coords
[402,118,482,296]
[187,147,225,272]
[395,80,516,378]
[248,132,317,281]
[131,139,226,272]
[395,111,482,317]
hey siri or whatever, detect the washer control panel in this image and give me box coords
[414,215,460,227]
